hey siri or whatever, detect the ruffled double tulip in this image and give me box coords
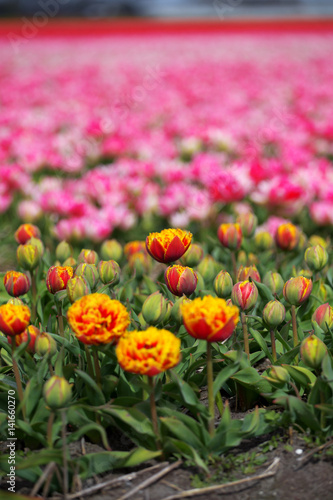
[165,265,197,297]
[67,293,130,345]
[181,295,239,342]
[146,228,192,264]
[116,327,181,376]
[283,276,312,306]
[232,281,258,311]
[3,271,31,297]
[46,266,74,294]
[0,303,31,336]
[275,223,300,251]
[15,224,41,245]
[312,303,333,333]
[217,223,242,250]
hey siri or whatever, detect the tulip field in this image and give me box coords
[0,26,333,499]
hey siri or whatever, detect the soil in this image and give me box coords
[3,431,332,500]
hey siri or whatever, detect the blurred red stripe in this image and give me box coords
[1,18,333,38]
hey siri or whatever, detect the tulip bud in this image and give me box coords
[248,253,258,265]
[195,271,205,291]
[237,250,247,266]
[231,281,258,311]
[300,334,328,370]
[197,255,218,282]
[297,232,307,251]
[275,223,300,251]
[35,332,57,357]
[66,276,90,303]
[214,270,233,298]
[236,212,258,238]
[254,231,274,251]
[26,237,44,257]
[127,252,151,278]
[63,256,77,267]
[304,245,328,272]
[283,276,312,306]
[296,268,313,279]
[124,240,146,258]
[17,244,40,271]
[217,223,242,250]
[237,265,261,283]
[180,244,204,267]
[7,298,24,306]
[98,260,121,285]
[308,235,329,249]
[15,224,41,245]
[4,271,31,297]
[263,271,284,295]
[312,303,333,333]
[101,239,123,262]
[263,300,286,327]
[142,291,168,325]
[46,266,74,294]
[171,296,192,323]
[43,375,72,410]
[7,324,39,354]
[318,282,333,303]
[265,366,290,387]
[78,249,99,265]
[75,263,99,289]
[165,265,197,297]
[56,241,73,263]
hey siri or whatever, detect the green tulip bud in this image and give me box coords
[263,300,286,327]
[265,366,290,387]
[56,241,73,262]
[66,276,90,303]
[236,212,258,238]
[142,291,168,325]
[17,244,40,271]
[263,271,284,296]
[171,296,192,324]
[75,263,99,289]
[43,375,72,410]
[304,245,328,272]
[100,239,123,262]
[181,244,204,267]
[300,334,328,370]
[27,237,44,257]
[214,270,233,298]
[35,332,57,358]
[254,231,274,251]
[98,260,121,285]
[197,255,217,282]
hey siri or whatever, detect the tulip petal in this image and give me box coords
[164,236,187,263]
[147,237,166,263]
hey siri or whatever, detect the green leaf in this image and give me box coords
[22,376,42,419]
[273,395,320,431]
[169,370,201,408]
[17,449,63,468]
[275,345,300,365]
[249,328,273,363]
[76,369,105,405]
[167,438,208,471]
[282,365,317,388]
[67,423,111,450]
[213,362,240,398]
[101,406,156,444]
[160,417,205,454]
[232,367,272,394]
[252,280,274,302]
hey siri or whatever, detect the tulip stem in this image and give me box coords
[84,346,95,381]
[31,270,37,323]
[92,349,102,388]
[270,329,277,362]
[148,377,161,451]
[241,312,250,360]
[61,410,69,499]
[231,252,237,282]
[206,342,215,437]
[57,303,65,338]
[47,411,55,448]
[291,305,299,364]
[11,342,26,420]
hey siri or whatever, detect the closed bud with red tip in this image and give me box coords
[165,265,197,297]
[217,223,242,251]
